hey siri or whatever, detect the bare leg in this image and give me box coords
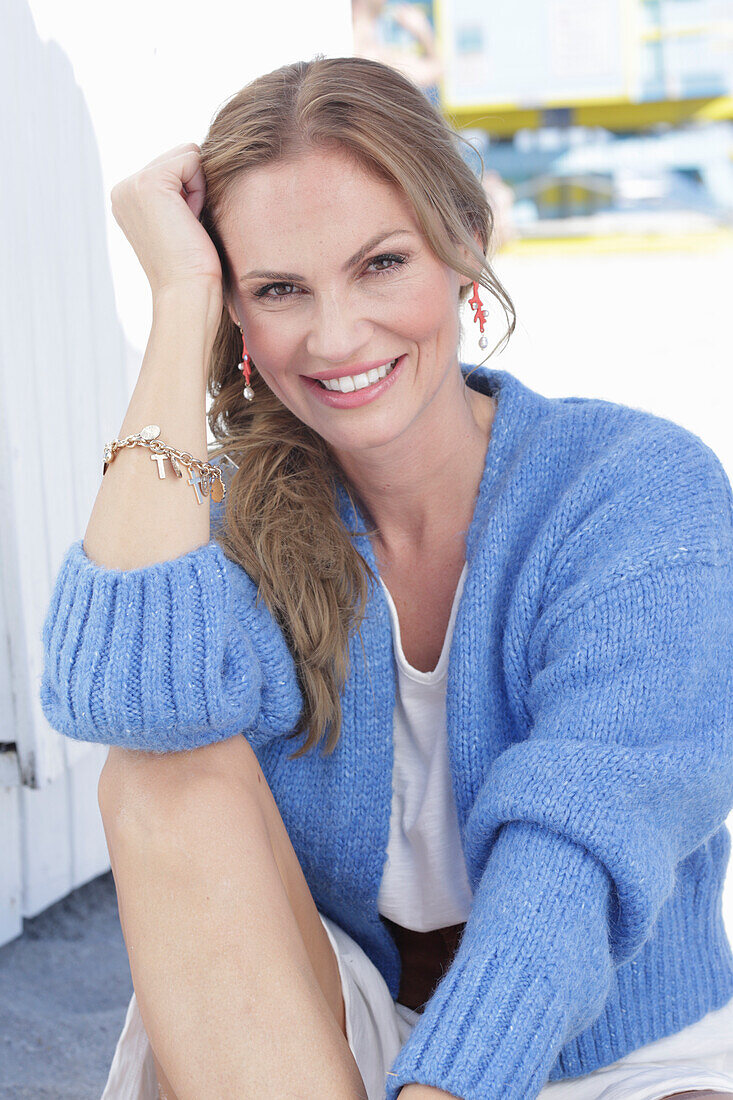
[99,736,367,1100]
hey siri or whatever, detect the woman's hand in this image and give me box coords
[110,142,223,302]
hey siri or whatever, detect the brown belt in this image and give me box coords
[381,914,466,1013]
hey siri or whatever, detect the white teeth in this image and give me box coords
[319,357,399,392]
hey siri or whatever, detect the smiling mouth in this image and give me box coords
[316,358,400,392]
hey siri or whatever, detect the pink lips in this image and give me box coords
[302,354,407,409]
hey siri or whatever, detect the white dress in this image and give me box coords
[101,562,733,1100]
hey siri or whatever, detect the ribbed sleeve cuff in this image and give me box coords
[40,538,302,753]
[384,821,613,1100]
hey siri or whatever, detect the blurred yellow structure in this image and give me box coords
[435,0,733,137]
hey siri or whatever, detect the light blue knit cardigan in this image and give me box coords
[40,365,733,1100]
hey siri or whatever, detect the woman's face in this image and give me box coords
[220,146,469,457]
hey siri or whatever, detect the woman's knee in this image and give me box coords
[97,734,261,844]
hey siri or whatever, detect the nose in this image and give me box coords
[305,289,370,366]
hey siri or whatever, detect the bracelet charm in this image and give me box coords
[102,424,226,504]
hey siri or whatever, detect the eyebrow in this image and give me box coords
[239,229,414,283]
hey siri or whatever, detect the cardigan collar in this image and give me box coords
[332,364,531,579]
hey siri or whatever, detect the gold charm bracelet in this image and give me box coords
[102,424,226,504]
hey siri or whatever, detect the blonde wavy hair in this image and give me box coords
[200,54,515,759]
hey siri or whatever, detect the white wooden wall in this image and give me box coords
[0,0,130,946]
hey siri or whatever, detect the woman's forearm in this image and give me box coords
[83,280,221,570]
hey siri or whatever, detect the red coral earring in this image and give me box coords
[468,281,489,349]
[237,324,254,401]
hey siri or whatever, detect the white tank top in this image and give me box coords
[377,561,474,931]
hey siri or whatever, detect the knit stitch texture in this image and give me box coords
[40,365,733,1099]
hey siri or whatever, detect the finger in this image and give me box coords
[155,152,208,219]
[174,152,206,201]
[144,149,205,196]
[182,164,208,220]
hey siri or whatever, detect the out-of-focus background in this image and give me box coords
[1,0,732,1095]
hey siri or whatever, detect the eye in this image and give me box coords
[367,252,408,275]
[253,281,296,300]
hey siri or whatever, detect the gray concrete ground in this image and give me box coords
[0,872,131,1100]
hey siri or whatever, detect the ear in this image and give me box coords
[224,298,240,331]
[457,231,485,289]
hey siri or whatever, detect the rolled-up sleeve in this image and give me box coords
[40,537,303,753]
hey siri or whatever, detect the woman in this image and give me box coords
[40,56,733,1100]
